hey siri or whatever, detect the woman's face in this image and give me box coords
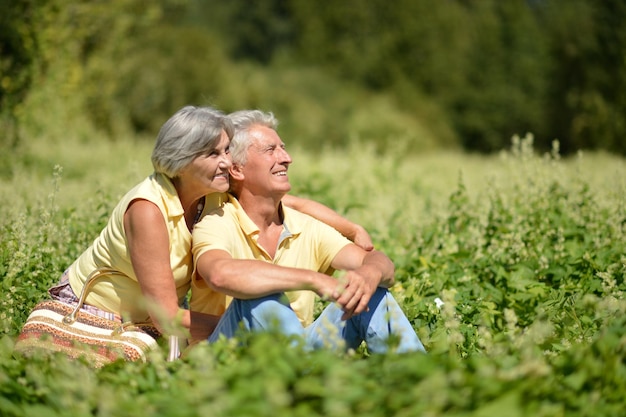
[179,130,232,195]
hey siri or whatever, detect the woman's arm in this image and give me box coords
[124,199,190,334]
[282,194,374,251]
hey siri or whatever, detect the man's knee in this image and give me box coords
[235,294,302,335]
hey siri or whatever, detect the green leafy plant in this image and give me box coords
[1,134,625,416]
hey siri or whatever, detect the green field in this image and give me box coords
[1,134,625,416]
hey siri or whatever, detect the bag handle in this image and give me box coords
[61,266,181,359]
[62,267,129,325]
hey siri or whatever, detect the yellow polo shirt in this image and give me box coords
[190,194,351,327]
[68,172,225,322]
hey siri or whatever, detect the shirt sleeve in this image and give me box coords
[191,206,238,262]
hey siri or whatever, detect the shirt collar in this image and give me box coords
[227,193,302,240]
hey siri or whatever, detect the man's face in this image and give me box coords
[240,125,292,197]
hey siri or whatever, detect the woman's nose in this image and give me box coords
[219,152,232,167]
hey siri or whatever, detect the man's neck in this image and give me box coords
[237,191,285,259]
[237,191,285,230]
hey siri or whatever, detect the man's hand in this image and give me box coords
[334,267,380,320]
[326,246,395,320]
[313,273,344,303]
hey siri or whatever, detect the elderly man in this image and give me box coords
[190,110,425,353]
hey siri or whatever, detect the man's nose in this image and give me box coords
[277,147,292,164]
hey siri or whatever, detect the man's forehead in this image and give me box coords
[249,126,283,147]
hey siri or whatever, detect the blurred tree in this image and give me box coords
[216,0,624,154]
[55,0,181,136]
[2,0,624,154]
[290,0,551,152]
[0,0,40,149]
[541,0,626,154]
[100,26,229,134]
[449,0,551,152]
[5,0,194,141]
[187,0,295,63]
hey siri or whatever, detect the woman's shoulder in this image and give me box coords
[127,173,175,204]
[109,174,171,218]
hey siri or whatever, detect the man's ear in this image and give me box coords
[230,164,244,181]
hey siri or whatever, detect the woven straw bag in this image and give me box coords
[14,267,167,367]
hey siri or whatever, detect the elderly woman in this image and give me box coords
[42,105,371,354]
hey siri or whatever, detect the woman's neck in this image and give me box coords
[171,177,207,231]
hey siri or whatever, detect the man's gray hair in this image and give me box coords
[228,110,278,166]
[151,106,234,178]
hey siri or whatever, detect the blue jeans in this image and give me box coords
[208,287,426,354]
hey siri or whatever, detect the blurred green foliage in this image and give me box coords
[1,0,625,157]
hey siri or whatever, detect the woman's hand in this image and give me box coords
[351,224,374,251]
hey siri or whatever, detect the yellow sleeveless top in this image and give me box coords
[68,172,224,322]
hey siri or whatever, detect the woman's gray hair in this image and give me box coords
[228,110,278,166]
[151,106,234,177]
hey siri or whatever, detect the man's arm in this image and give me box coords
[282,195,374,251]
[196,249,343,301]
